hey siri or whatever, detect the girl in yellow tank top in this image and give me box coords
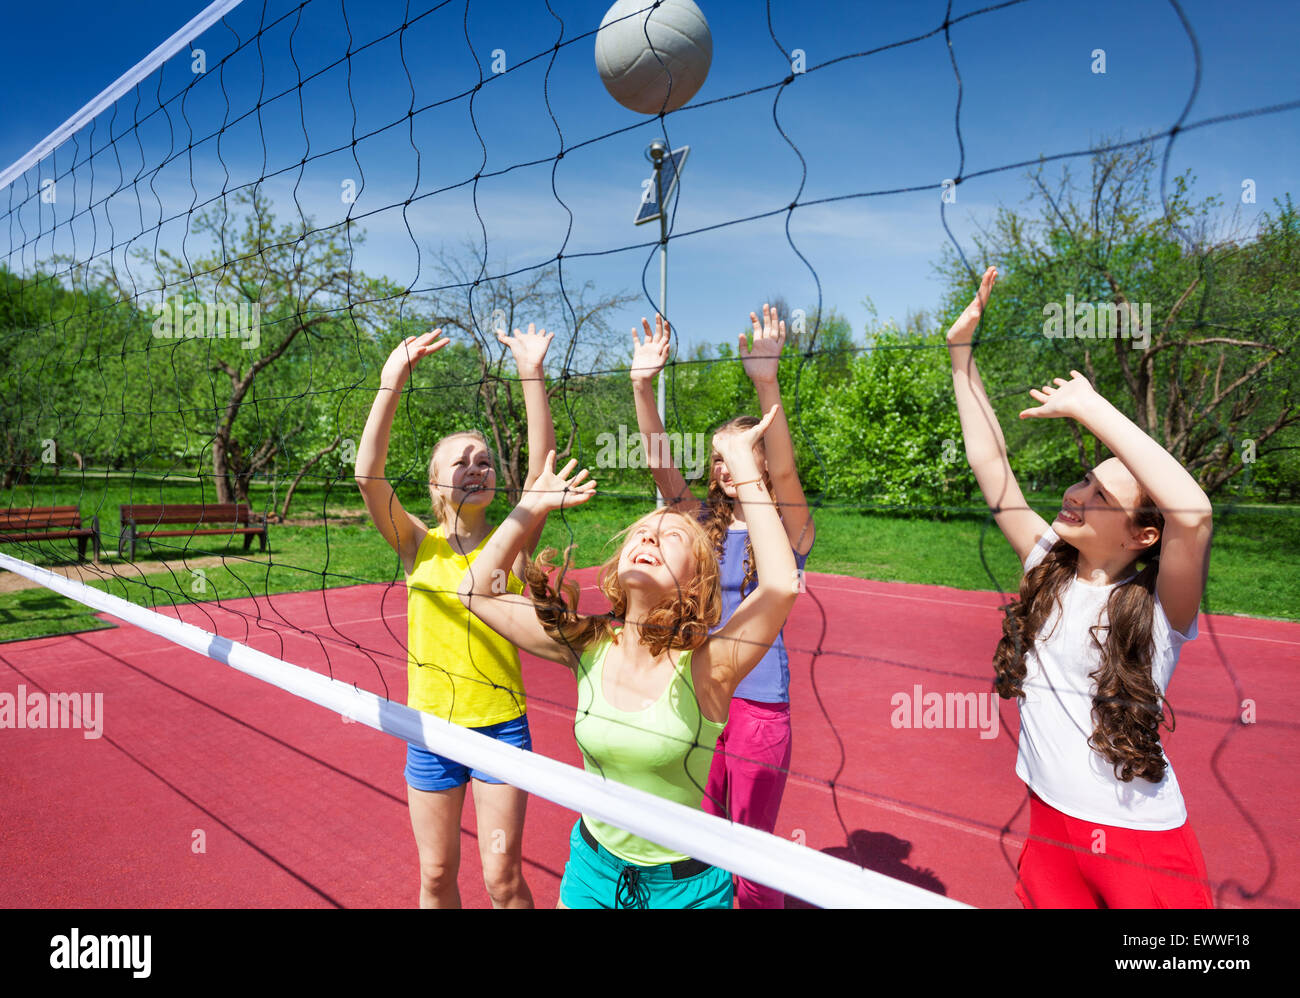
[355,323,556,909]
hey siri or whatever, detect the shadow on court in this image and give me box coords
[783,829,947,908]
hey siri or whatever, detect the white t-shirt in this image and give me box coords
[1015,527,1196,830]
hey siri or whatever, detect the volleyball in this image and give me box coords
[594,0,713,114]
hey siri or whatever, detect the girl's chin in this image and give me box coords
[1051,516,1099,550]
[447,489,493,507]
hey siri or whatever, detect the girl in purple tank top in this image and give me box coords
[630,308,814,909]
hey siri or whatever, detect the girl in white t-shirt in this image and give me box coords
[946,267,1215,909]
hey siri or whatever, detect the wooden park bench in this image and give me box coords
[0,506,101,562]
[118,503,269,562]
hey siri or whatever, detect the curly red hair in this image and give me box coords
[523,509,721,657]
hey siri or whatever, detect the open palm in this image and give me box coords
[1019,371,1099,421]
[381,329,449,386]
[497,322,552,373]
[630,315,671,382]
[740,304,786,384]
[527,452,597,513]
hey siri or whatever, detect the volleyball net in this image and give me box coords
[1,0,1295,908]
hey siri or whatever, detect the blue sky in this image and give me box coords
[4,0,1298,355]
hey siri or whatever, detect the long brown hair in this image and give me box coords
[522,510,722,658]
[993,485,1170,783]
[699,416,774,596]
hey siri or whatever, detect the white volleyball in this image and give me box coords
[594,0,713,114]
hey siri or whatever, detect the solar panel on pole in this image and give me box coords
[634,146,689,225]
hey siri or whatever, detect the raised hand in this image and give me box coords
[630,314,671,384]
[741,304,786,385]
[946,266,997,346]
[381,329,450,388]
[712,404,780,474]
[1019,370,1101,421]
[497,322,553,376]
[523,451,597,514]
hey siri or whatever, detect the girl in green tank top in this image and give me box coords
[459,398,800,907]
[572,634,724,867]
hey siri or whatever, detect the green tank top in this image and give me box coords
[574,635,725,866]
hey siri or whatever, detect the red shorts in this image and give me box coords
[1015,791,1213,909]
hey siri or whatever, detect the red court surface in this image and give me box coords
[1,569,1295,909]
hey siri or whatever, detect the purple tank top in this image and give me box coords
[713,526,809,703]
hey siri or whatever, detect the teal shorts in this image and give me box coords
[558,819,733,909]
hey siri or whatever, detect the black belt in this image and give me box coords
[579,818,711,883]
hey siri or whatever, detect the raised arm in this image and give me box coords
[458,453,597,668]
[742,304,814,555]
[694,406,799,709]
[355,330,450,574]
[946,267,1049,563]
[1020,372,1213,634]
[630,315,699,512]
[497,323,556,556]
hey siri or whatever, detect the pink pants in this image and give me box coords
[701,697,793,909]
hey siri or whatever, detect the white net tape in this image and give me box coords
[0,550,967,909]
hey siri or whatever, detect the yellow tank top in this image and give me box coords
[405,524,526,727]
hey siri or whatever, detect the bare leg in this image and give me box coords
[408,783,467,909]
[471,779,534,909]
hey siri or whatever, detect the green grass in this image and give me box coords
[1198,502,1300,620]
[0,524,405,643]
[2,476,1297,643]
[803,500,1300,620]
[0,586,118,643]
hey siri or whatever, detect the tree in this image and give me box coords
[417,244,636,501]
[110,187,405,505]
[937,142,1300,496]
[801,322,967,509]
[0,265,150,488]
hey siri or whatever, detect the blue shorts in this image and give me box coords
[558,819,733,909]
[403,714,532,792]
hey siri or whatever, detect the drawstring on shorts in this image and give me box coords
[615,864,651,909]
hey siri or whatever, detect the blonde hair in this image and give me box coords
[427,430,493,523]
[524,509,721,657]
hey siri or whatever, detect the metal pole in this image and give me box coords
[654,155,668,508]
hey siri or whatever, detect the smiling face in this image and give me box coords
[1053,457,1159,560]
[594,508,721,648]
[428,433,495,518]
[616,510,710,594]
